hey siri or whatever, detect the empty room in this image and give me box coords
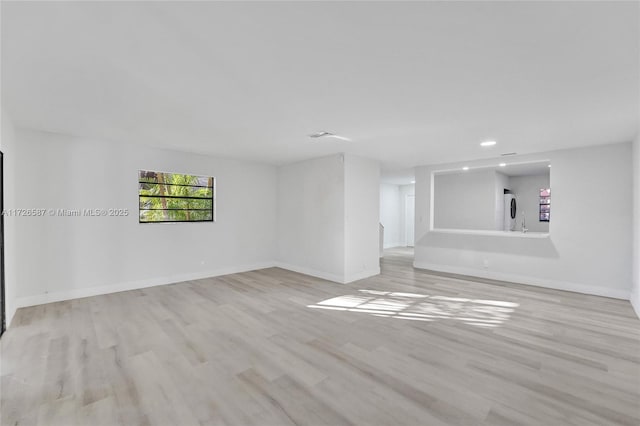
[1,1,639,425]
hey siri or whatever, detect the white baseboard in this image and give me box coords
[272,262,346,284]
[12,259,631,318]
[273,263,380,284]
[5,303,17,330]
[11,261,382,314]
[14,261,277,309]
[413,261,630,300]
[345,268,380,283]
[631,291,640,319]
[383,242,402,249]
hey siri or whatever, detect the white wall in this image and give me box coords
[509,174,551,233]
[399,184,415,246]
[434,169,496,231]
[632,134,640,317]
[379,183,401,248]
[6,132,383,312]
[344,155,380,281]
[5,131,384,314]
[0,112,18,325]
[415,142,632,299]
[277,154,346,282]
[277,154,380,283]
[12,129,278,307]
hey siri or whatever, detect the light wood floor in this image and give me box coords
[2,248,639,426]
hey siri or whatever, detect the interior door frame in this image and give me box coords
[405,194,415,247]
[1,151,5,336]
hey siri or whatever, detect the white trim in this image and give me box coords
[383,242,403,249]
[405,194,415,247]
[273,263,379,284]
[429,229,549,239]
[413,261,630,300]
[345,268,380,284]
[431,159,551,176]
[6,304,17,330]
[12,261,382,312]
[272,262,345,284]
[631,291,640,319]
[14,261,276,309]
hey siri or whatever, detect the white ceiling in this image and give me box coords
[2,1,638,176]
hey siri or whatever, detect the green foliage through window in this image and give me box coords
[139,170,215,223]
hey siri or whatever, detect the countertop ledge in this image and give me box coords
[430,229,550,239]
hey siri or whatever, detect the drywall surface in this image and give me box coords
[9,135,381,307]
[277,154,346,282]
[415,142,632,299]
[632,134,640,317]
[344,154,380,282]
[12,129,278,307]
[0,112,18,325]
[277,154,380,283]
[434,169,496,230]
[380,183,401,248]
[509,174,551,233]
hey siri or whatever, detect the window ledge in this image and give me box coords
[430,228,550,239]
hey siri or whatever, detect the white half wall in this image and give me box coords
[277,154,346,282]
[379,183,401,248]
[0,112,19,326]
[344,154,380,282]
[632,134,640,317]
[11,129,278,309]
[415,142,633,299]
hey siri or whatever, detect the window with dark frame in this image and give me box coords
[138,170,215,223]
[539,188,550,222]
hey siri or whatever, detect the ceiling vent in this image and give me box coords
[309,131,351,141]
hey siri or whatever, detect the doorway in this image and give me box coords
[405,194,415,247]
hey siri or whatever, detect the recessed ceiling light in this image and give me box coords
[309,131,351,141]
[480,140,497,147]
[499,163,506,167]
[463,166,469,171]
[548,164,551,168]
[411,180,416,184]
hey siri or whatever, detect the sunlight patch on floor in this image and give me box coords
[308,289,519,327]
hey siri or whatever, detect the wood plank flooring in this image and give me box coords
[2,248,639,425]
